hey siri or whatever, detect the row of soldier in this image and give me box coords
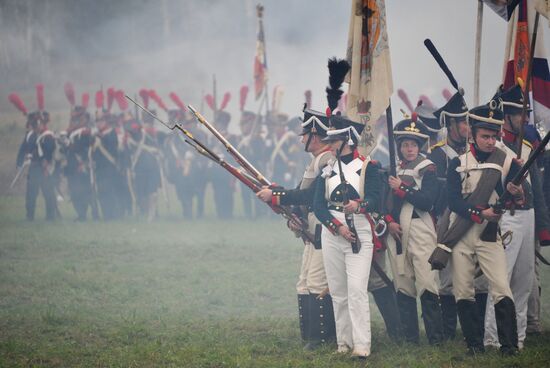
[252,58,550,359]
[11,89,308,222]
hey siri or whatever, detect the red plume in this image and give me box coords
[419,95,434,108]
[205,94,215,111]
[411,111,418,123]
[95,90,104,109]
[115,90,128,111]
[169,92,186,111]
[107,88,116,111]
[326,107,332,117]
[442,88,453,102]
[304,90,312,109]
[8,93,27,115]
[397,89,414,113]
[219,92,231,110]
[36,84,44,110]
[81,93,90,109]
[139,89,150,109]
[64,82,76,106]
[239,85,249,111]
[149,90,167,111]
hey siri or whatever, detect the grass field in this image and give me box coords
[2,196,550,367]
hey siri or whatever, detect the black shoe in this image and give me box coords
[396,291,419,344]
[439,294,457,340]
[494,297,519,355]
[372,286,402,343]
[420,291,445,345]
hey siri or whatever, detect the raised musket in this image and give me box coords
[493,129,550,214]
[126,95,317,245]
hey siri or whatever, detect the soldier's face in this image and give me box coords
[474,128,499,153]
[399,139,419,162]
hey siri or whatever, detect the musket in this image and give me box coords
[186,104,317,243]
[493,129,550,214]
[126,95,317,245]
[335,146,361,253]
[385,103,404,255]
[10,157,30,189]
[88,145,100,220]
[188,105,270,186]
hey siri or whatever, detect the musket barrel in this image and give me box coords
[187,105,270,186]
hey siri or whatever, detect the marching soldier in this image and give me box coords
[92,112,123,220]
[385,115,444,345]
[20,111,57,221]
[164,110,207,219]
[209,111,237,219]
[125,113,162,221]
[64,106,95,221]
[430,97,523,356]
[238,110,266,219]
[483,82,550,349]
[427,91,489,341]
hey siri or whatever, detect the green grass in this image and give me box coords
[1,196,550,367]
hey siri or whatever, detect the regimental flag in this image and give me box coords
[346,0,393,154]
[254,4,268,100]
[502,0,550,129]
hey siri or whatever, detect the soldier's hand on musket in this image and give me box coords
[256,188,273,202]
[343,200,359,214]
[481,207,501,223]
[338,225,356,243]
[287,219,302,233]
[388,221,403,241]
[506,182,523,198]
[388,176,402,190]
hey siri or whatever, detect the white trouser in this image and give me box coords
[484,209,535,347]
[321,211,373,352]
[296,242,328,295]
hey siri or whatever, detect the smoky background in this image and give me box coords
[2,0,546,129]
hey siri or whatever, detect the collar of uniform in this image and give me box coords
[469,143,491,163]
[501,128,516,145]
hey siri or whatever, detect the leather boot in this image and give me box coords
[297,294,310,342]
[456,299,485,354]
[304,293,336,350]
[439,294,457,340]
[475,292,488,337]
[420,291,445,345]
[372,286,402,342]
[494,297,519,356]
[396,291,419,344]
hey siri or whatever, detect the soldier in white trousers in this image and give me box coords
[313,112,383,358]
[483,82,550,349]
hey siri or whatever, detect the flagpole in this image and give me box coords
[474,0,484,106]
